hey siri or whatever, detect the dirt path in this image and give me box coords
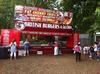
[0,54,100,74]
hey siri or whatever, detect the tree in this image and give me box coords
[88,7,100,33]
[0,0,14,29]
[60,0,98,33]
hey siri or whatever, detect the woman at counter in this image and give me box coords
[53,41,59,56]
[9,39,17,60]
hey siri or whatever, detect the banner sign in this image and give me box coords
[14,5,73,30]
[15,21,72,30]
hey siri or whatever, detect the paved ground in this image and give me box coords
[0,54,100,74]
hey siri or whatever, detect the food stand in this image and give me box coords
[0,5,79,55]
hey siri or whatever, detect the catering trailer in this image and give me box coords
[0,29,79,54]
[0,5,80,55]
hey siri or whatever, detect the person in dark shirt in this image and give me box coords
[24,39,30,56]
[89,44,94,60]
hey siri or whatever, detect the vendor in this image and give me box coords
[53,41,59,56]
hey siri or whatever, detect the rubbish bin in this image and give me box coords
[0,46,9,59]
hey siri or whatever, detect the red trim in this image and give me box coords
[20,27,73,36]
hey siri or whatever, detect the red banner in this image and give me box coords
[21,30,72,36]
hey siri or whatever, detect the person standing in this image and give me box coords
[93,42,98,60]
[58,42,62,55]
[97,41,100,61]
[73,42,82,62]
[89,44,94,60]
[53,41,59,56]
[9,39,17,60]
[23,39,30,56]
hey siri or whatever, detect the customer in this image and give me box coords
[9,39,17,60]
[93,42,98,60]
[73,42,82,62]
[89,44,94,60]
[24,39,30,56]
[97,41,100,61]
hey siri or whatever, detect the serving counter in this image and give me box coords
[18,45,73,55]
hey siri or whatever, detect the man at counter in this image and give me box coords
[23,39,30,56]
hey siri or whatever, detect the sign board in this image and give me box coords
[1,29,10,46]
[1,29,20,46]
[37,51,43,55]
[14,5,73,30]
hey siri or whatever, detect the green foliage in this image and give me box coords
[60,0,98,33]
[88,8,100,33]
[0,17,7,28]
[0,0,14,29]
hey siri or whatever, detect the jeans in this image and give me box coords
[75,52,81,62]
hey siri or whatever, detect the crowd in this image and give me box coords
[73,41,100,62]
[8,39,100,61]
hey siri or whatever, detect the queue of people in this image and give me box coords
[8,39,30,60]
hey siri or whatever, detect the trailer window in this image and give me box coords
[58,36,67,47]
[20,33,55,46]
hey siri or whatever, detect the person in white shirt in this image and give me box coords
[9,39,17,60]
[93,42,98,60]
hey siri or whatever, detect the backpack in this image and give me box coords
[89,46,94,53]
